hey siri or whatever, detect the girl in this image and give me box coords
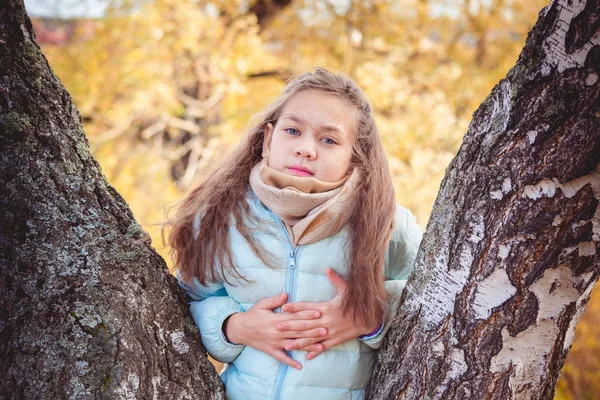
[167,67,422,400]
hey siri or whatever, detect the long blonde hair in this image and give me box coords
[166,67,396,329]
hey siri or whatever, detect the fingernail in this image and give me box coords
[295,363,302,370]
[313,312,320,318]
[319,328,326,335]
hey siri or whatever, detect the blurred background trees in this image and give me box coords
[26,0,598,398]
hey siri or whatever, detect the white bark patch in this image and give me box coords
[170,330,190,354]
[578,241,596,256]
[491,190,503,200]
[481,80,512,136]
[153,321,166,343]
[152,376,161,400]
[459,246,474,268]
[411,217,485,326]
[552,215,563,226]
[491,178,513,200]
[405,248,470,327]
[432,340,445,357]
[527,130,537,144]
[20,24,31,41]
[564,275,595,351]
[523,179,557,199]
[490,265,581,397]
[468,217,485,244]
[472,268,517,320]
[586,72,599,86]
[498,244,510,259]
[522,166,600,224]
[560,166,600,199]
[433,347,468,397]
[502,178,512,194]
[541,0,600,76]
[115,373,140,400]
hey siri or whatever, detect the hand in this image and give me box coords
[224,292,327,369]
[279,268,380,360]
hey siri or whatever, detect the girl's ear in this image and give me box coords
[262,123,274,158]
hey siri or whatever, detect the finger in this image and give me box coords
[306,339,337,360]
[281,327,327,341]
[276,319,325,332]
[256,292,288,310]
[287,310,322,320]
[284,336,325,351]
[296,343,324,352]
[272,349,302,370]
[326,267,347,292]
[282,301,323,313]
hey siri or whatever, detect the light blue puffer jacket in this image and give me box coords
[178,188,422,400]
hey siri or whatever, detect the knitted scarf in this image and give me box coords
[249,159,360,246]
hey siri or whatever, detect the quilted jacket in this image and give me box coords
[178,188,422,400]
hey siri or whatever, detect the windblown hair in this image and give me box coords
[165,67,396,329]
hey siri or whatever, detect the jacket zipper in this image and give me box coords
[272,218,301,400]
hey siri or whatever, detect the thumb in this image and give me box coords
[326,268,347,293]
[256,292,288,310]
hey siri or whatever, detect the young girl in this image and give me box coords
[167,67,422,400]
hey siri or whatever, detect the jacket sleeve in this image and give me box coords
[177,270,246,363]
[176,211,246,363]
[359,204,423,349]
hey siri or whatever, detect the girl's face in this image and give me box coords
[263,90,355,183]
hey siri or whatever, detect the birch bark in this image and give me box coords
[369,0,600,398]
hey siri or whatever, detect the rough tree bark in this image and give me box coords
[1,0,598,399]
[0,1,224,398]
[370,0,600,399]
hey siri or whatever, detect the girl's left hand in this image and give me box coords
[278,267,380,360]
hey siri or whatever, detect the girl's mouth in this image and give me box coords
[288,165,314,177]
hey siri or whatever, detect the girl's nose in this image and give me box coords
[294,139,316,160]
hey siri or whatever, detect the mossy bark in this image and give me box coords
[369,0,600,399]
[0,1,224,399]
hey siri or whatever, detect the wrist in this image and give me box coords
[223,312,244,345]
[359,322,383,340]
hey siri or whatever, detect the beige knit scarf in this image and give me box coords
[249,158,360,246]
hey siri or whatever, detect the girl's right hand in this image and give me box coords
[223,292,326,370]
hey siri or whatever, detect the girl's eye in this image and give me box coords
[285,128,300,136]
[321,137,337,145]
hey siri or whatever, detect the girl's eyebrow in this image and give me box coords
[281,114,345,136]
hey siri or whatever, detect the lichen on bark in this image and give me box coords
[0,1,224,398]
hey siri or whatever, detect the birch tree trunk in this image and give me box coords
[0,2,224,398]
[369,0,600,399]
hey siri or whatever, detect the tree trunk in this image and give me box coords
[0,2,224,398]
[369,0,600,399]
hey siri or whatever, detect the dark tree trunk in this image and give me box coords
[369,0,600,399]
[0,1,224,398]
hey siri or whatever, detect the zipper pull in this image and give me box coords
[289,249,296,268]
